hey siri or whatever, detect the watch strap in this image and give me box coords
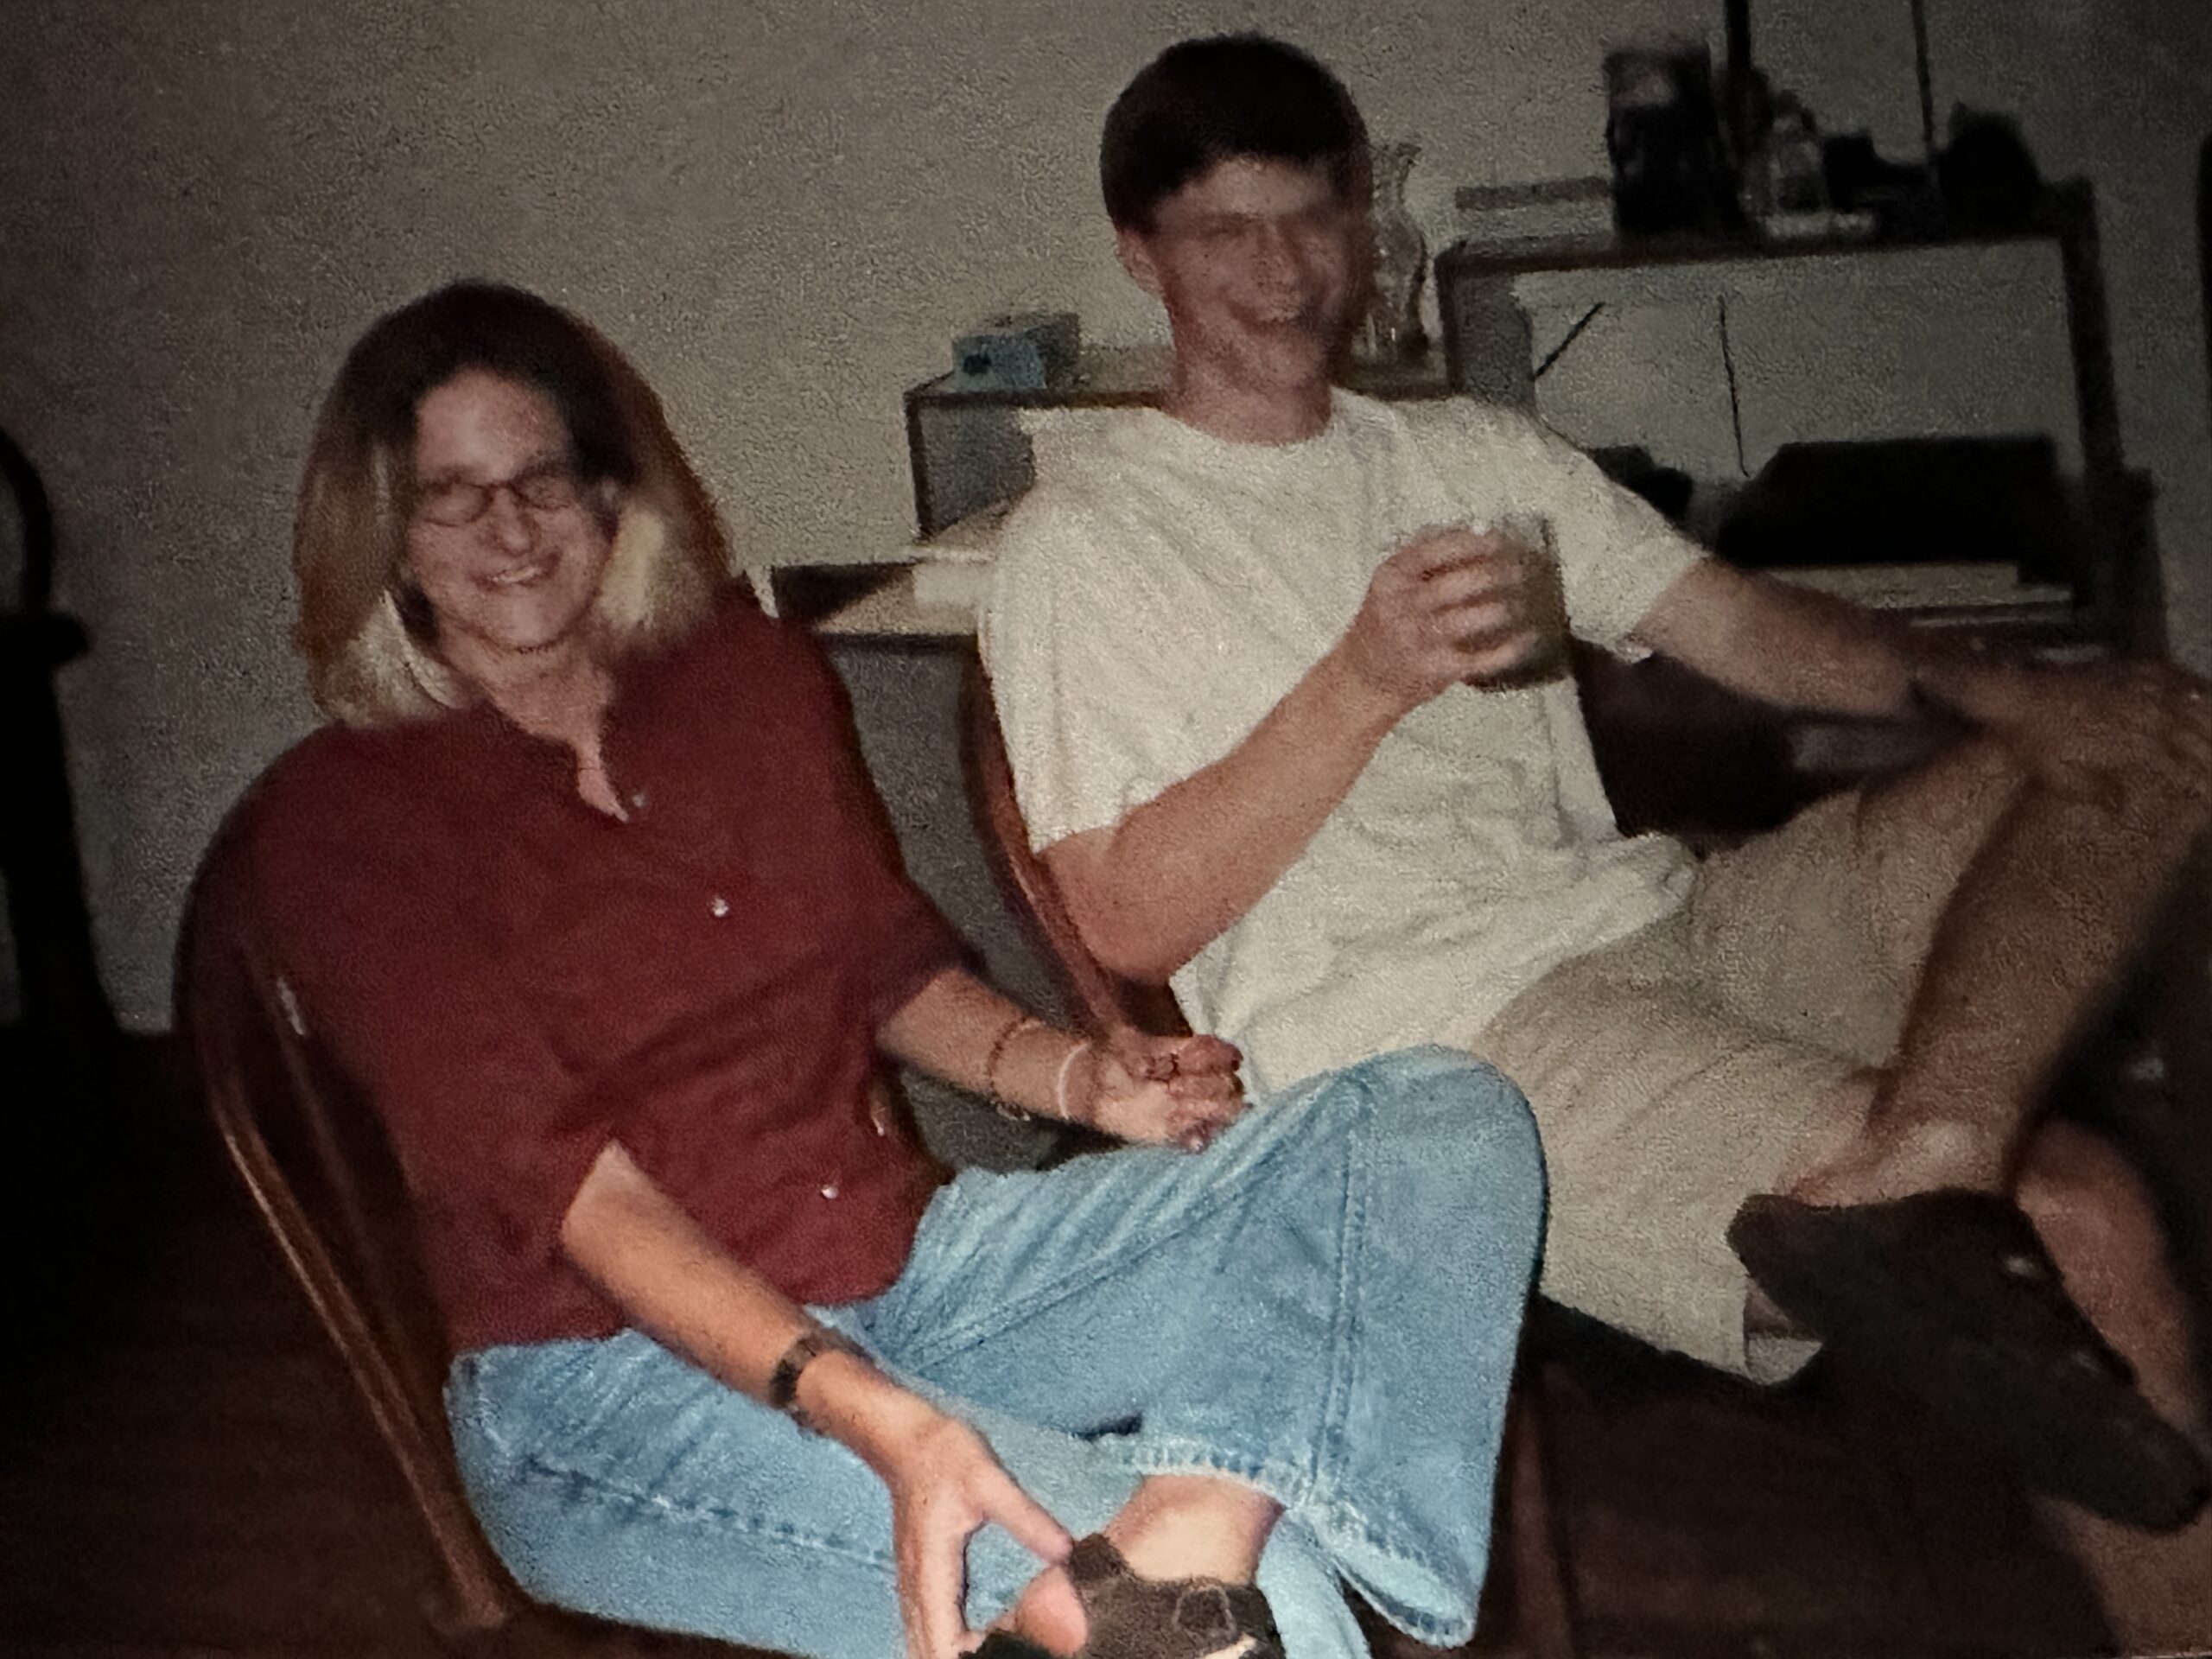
[767,1327,864,1433]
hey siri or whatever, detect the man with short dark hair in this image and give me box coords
[985,31,2212,1648]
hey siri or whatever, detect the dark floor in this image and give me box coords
[0,1033,2153,1659]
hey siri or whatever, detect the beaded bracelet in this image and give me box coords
[1054,1039,1093,1125]
[984,1013,1044,1121]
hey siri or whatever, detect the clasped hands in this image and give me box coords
[1077,1027,1248,1153]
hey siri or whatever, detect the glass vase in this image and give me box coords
[1363,140,1429,363]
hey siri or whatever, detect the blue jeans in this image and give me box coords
[446,1046,1545,1659]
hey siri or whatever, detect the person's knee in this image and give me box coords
[2115,766,2212,853]
[1364,1041,1536,1126]
[2056,667,2212,836]
[2087,747,2212,849]
[1948,732,2030,795]
[1351,1045,1547,1205]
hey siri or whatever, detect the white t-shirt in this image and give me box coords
[982,391,1706,1096]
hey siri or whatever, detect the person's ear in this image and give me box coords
[1116,225,1166,300]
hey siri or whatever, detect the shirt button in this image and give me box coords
[629,789,649,812]
[709,894,730,918]
[820,1183,840,1199]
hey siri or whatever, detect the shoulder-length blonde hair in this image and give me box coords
[292,281,729,727]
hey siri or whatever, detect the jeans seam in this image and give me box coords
[447,1368,518,1463]
[1314,1070,1372,1499]
[502,1444,899,1574]
[448,1338,640,1468]
[1314,1493,1472,1644]
[1113,1435,1317,1511]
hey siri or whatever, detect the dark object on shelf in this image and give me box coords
[1820,132,1936,224]
[1718,0,1768,175]
[1750,94,1829,219]
[1938,108,2043,230]
[1714,437,2084,584]
[1603,40,1744,238]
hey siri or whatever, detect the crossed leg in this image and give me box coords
[1786,718,2210,1206]
[1764,728,2212,1646]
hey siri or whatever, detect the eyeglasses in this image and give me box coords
[410,461,585,529]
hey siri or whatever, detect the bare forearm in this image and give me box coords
[1717,575,1917,715]
[563,1145,1080,1657]
[559,1143,934,1469]
[1052,643,1403,979]
[1635,562,1939,719]
[875,968,1087,1120]
[1700,575,2043,724]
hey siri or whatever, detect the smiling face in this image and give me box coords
[402,368,615,690]
[1117,156,1364,435]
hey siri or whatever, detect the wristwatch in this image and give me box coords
[767,1326,866,1434]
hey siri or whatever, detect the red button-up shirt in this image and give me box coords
[246,592,963,1353]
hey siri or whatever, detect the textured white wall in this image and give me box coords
[1,0,2205,1025]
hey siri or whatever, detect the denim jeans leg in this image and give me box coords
[448,1332,905,1655]
[448,1331,1162,1657]
[443,1047,1541,1658]
[853,1046,1547,1647]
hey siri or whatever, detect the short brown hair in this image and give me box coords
[1101,35,1367,232]
[292,282,728,726]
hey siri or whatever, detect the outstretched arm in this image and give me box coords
[1630,558,2212,801]
[1626,558,1920,718]
[1041,528,1544,982]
